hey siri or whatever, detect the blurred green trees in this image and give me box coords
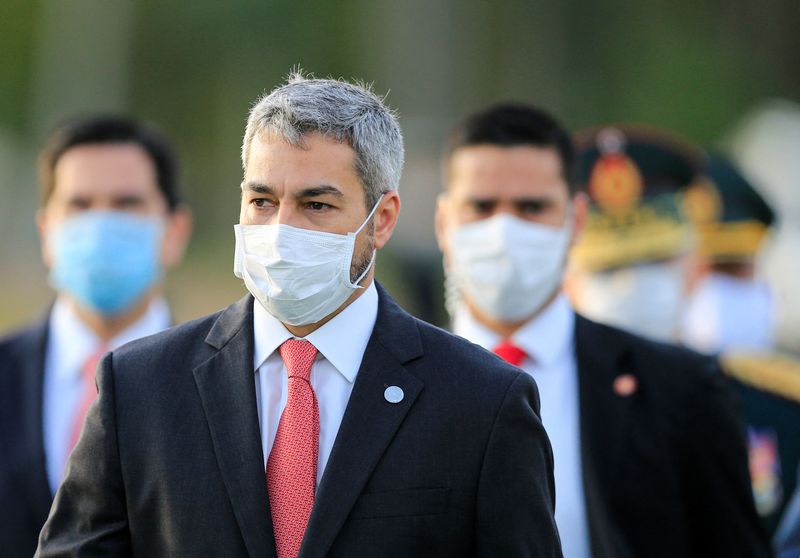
[1,0,798,329]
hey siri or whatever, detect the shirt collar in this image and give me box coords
[453,293,575,368]
[252,282,379,384]
[49,296,171,382]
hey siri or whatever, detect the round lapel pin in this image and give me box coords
[613,374,638,397]
[384,385,404,404]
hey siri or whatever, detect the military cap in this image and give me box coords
[685,152,775,262]
[570,124,704,271]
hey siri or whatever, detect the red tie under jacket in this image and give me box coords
[67,345,108,458]
[267,339,320,558]
[493,339,527,367]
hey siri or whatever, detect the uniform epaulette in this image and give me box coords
[721,352,800,404]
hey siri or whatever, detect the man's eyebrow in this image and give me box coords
[112,193,147,202]
[465,196,499,202]
[512,196,553,204]
[295,185,344,199]
[241,182,274,194]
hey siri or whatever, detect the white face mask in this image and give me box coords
[680,273,775,353]
[575,261,686,342]
[233,199,381,326]
[445,211,572,322]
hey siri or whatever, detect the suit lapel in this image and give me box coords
[193,296,276,558]
[575,315,636,558]
[299,285,424,558]
[20,313,55,523]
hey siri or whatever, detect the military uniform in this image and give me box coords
[680,153,800,535]
[722,353,800,535]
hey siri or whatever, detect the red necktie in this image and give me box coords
[267,339,320,558]
[67,345,107,457]
[493,340,527,367]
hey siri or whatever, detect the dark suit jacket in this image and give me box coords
[36,286,562,557]
[0,314,55,558]
[574,316,770,557]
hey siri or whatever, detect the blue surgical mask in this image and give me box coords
[48,211,164,315]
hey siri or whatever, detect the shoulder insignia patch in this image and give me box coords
[747,426,783,516]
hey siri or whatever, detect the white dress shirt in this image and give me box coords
[43,297,171,494]
[252,282,378,487]
[454,294,592,558]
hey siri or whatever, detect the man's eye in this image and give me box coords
[517,201,546,214]
[472,201,495,215]
[116,197,145,209]
[307,202,329,211]
[68,198,91,210]
[252,198,270,208]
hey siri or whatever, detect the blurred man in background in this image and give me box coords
[729,99,800,553]
[569,133,800,536]
[436,105,769,557]
[729,100,800,357]
[681,153,776,353]
[682,154,800,533]
[0,115,192,558]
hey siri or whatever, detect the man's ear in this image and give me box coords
[36,208,53,269]
[561,267,584,309]
[569,192,589,247]
[683,249,709,295]
[434,193,450,253]
[372,191,401,250]
[161,206,193,268]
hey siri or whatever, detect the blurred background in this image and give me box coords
[1,0,799,331]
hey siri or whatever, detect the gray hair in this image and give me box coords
[242,71,404,208]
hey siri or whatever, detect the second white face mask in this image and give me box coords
[233,200,380,326]
[446,212,572,322]
[576,261,686,342]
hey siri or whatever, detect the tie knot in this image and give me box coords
[493,340,527,367]
[279,339,318,381]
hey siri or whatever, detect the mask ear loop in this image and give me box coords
[561,202,574,230]
[349,193,386,288]
[351,250,377,288]
[353,193,386,236]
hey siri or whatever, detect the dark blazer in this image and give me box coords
[36,286,562,557]
[0,314,54,558]
[574,315,770,558]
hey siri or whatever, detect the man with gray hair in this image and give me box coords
[37,73,562,557]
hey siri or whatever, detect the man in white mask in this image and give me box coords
[681,153,800,535]
[37,73,562,558]
[436,105,769,558]
[726,101,800,545]
[681,153,777,354]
